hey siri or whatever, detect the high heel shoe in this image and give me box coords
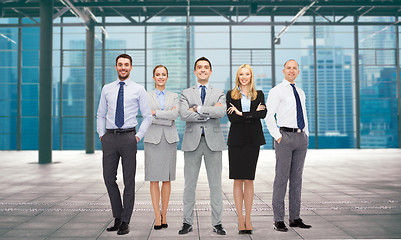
[238,223,246,234]
[161,215,168,228]
[154,216,162,230]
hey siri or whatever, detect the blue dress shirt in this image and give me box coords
[155,88,166,110]
[97,79,152,140]
[239,87,251,112]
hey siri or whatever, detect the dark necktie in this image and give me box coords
[290,84,305,130]
[200,85,206,105]
[115,82,125,128]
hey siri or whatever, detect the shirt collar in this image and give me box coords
[155,88,166,96]
[239,86,250,99]
[117,78,131,86]
[197,82,209,89]
[282,79,293,86]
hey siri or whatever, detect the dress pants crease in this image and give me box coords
[102,131,137,224]
[183,136,223,226]
[272,130,308,222]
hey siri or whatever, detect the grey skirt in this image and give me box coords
[144,133,177,182]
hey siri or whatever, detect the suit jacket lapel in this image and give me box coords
[151,90,161,110]
[164,91,173,109]
[235,97,243,112]
[192,85,202,105]
[204,84,212,106]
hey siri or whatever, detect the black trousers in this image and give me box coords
[101,130,137,223]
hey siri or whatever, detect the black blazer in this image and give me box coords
[226,90,267,147]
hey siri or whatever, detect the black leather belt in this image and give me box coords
[106,127,136,134]
[280,127,303,133]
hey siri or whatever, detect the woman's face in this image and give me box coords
[153,67,168,88]
[238,67,251,87]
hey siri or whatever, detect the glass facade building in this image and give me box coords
[0,10,400,150]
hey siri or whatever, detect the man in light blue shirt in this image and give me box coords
[97,54,152,235]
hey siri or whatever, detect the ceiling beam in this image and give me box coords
[143,7,170,23]
[4,1,401,9]
[12,7,39,23]
[309,7,332,23]
[53,6,70,20]
[274,0,317,44]
[208,7,234,22]
[111,7,138,23]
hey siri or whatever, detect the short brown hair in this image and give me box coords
[116,54,132,66]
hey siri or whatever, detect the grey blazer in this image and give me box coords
[144,90,179,144]
[180,84,227,152]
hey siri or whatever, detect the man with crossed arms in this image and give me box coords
[178,57,227,235]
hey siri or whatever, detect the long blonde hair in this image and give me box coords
[231,64,257,100]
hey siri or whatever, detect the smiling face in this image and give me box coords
[153,66,168,88]
[283,60,300,84]
[194,60,212,83]
[115,57,133,81]
[238,67,252,87]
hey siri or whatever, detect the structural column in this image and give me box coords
[313,16,318,149]
[354,16,360,148]
[271,15,276,149]
[39,0,53,163]
[396,16,401,148]
[86,21,95,154]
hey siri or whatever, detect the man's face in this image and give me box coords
[283,60,300,83]
[194,60,212,83]
[115,58,132,81]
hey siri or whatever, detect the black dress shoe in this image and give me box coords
[274,221,288,232]
[178,223,192,234]
[238,230,247,234]
[289,218,311,228]
[106,218,121,232]
[117,222,129,235]
[213,224,226,235]
[245,230,253,234]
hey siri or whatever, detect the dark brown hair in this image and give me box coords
[194,56,212,71]
[116,54,132,66]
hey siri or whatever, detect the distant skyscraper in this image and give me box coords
[301,48,354,148]
[359,17,396,87]
[360,68,398,148]
[151,17,194,148]
[151,17,193,93]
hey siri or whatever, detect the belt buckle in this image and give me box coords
[297,129,301,133]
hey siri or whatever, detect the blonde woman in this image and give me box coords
[144,65,179,230]
[226,64,267,234]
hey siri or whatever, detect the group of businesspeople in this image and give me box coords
[96,53,312,236]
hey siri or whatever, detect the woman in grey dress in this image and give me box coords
[143,65,179,230]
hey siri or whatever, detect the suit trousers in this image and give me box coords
[183,136,223,226]
[272,130,308,222]
[101,131,137,223]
